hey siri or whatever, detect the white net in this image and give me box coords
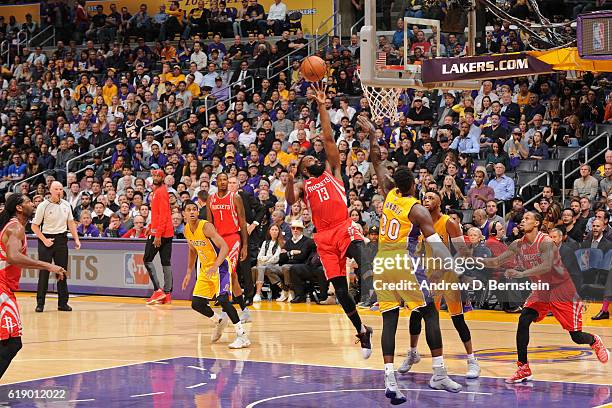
[356,67,403,125]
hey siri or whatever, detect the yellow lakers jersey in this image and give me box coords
[184,220,220,271]
[379,188,420,246]
[433,214,451,247]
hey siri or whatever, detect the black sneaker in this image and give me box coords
[356,326,373,359]
[35,305,44,313]
[58,305,72,312]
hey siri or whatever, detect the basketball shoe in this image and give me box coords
[466,357,481,379]
[146,289,166,304]
[384,371,407,405]
[398,349,421,374]
[211,314,229,343]
[591,335,609,363]
[505,362,533,383]
[240,308,252,323]
[161,294,172,304]
[429,366,462,392]
[229,334,251,349]
[356,326,374,359]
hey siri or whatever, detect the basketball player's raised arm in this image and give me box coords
[3,223,65,276]
[360,116,392,195]
[311,83,341,177]
[233,193,249,261]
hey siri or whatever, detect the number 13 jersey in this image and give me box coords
[303,170,349,232]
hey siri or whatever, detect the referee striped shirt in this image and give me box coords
[32,199,74,234]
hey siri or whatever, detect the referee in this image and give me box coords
[31,181,81,313]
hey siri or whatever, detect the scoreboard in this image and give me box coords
[577,11,612,60]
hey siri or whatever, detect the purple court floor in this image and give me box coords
[0,357,609,407]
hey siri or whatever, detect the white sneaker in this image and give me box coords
[253,294,262,303]
[287,290,295,302]
[240,308,252,323]
[319,295,336,305]
[211,315,229,343]
[429,366,462,393]
[276,290,288,302]
[229,334,251,349]
[398,350,421,374]
[466,358,481,379]
[384,371,407,405]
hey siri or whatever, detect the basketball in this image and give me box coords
[300,56,327,82]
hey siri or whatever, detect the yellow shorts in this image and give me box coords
[192,259,232,300]
[374,253,427,314]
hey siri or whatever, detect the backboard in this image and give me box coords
[358,0,481,90]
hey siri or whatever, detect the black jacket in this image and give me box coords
[279,235,315,265]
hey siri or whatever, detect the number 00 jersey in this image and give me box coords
[303,170,349,232]
[379,188,421,251]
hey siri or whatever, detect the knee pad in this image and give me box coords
[191,297,213,317]
[518,308,538,329]
[217,293,230,304]
[451,314,471,343]
[409,310,423,336]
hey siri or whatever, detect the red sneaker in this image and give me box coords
[161,294,172,304]
[591,335,609,364]
[146,289,166,305]
[505,362,533,384]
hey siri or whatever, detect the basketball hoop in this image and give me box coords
[356,66,404,125]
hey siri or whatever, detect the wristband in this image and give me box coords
[425,233,443,243]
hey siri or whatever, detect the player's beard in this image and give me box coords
[153,179,163,187]
[307,163,325,177]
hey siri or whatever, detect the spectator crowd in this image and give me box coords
[0,0,610,312]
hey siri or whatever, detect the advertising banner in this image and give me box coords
[421,53,555,84]
[0,3,40,23]
[85,0,333,35]
[18,238,195,300]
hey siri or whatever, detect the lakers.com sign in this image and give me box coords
[422,53,555,83]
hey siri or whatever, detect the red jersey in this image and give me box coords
[516,232,572,288]
[0,219,25,292]
[149,185,174,239]
[303,171,349,232]
[209,191,239,237]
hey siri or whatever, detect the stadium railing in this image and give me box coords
[27,25,56,48]
[13,169,60,194]
[65,138,121,176]
[561,131,611,201]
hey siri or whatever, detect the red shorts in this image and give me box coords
[0,292,22,340]
[222,233,241,275]
[314,219,364,280]
[525,294,583,332]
